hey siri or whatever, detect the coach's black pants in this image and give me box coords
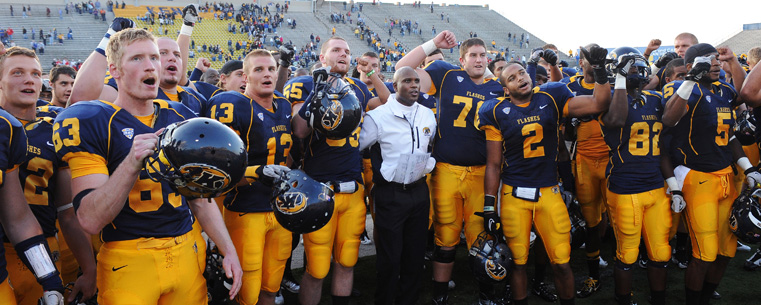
[373,180,430,305]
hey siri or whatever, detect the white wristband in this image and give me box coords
[180,24,194,36]
[665,177,679,193]
[422,39,437,56]
[676,80,696,100]
[738,157,754,172]
[614,74,627,90]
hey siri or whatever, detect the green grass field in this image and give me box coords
[282,238,760,304]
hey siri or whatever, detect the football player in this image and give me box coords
[53,28,242,304]
[646,33,699,91]
[0,47,66,305]
[560,44,610,298]
[290,36,385,305]
[69,15,208,117]
[395,31,507,304]
[480,44,611,305]
[662,43,753,305]
[0,47,96,305]
[599,47,671,305]
[206,49,294,305]
[47,65,75,108]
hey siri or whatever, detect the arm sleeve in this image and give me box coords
[189,68,203,82]
[358,114,379,151]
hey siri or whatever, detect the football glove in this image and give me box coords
[671,190,686,213]
[686,56,712,82]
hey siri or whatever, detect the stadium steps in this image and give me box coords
[718,29,761,56]
[1,4,111,72]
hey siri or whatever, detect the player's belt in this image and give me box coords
[436,162,486,181]
[105,231,193,250]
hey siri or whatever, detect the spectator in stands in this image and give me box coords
[9,5,12,16]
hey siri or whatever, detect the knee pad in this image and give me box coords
[433,246,456,263]
[615,260,633,272]
[335,239,360,268]
[650,243,672,264]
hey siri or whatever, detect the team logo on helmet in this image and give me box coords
[321,99,344,131]
[275,192,308,214]
[484,260,507,281]
[730,214,739,232]
[178,164,231,190]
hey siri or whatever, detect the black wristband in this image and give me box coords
[671,190,683,196]
[484,194,496,208]
[745,167,757,175]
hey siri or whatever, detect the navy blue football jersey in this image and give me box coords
[425,60,505,166]
[283,75,315,106]
[561,67,579,78]
[600,91,665,194]
[562,75,595,96]
[0,109,29,282]
[54,100,197,242]
[206,91,292,213]
[662,80,737,172]
[36,105,65,119]
[478,83,574,187]
[294,76,372,183]
[192,81,225,101]
[19,117,68,237]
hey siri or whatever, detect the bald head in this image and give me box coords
[393,67,420,106]
[393,66,418,84]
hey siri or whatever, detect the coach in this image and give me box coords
[359,66,437,304]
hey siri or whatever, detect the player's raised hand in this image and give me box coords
[646,39,662,54]
[717,46,737,62]
[195,57,211,72]
[686,56,712,82]
[182,4,199,26]
[529,48,544,64]
[433,30,457,49]
[109,17,135,33]
[542,49,558,66]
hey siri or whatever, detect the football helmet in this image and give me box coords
[730,187,761,244]
[563,189,587,250]
[145,117,247,198]
[271,169,335,234]
[469,231,512,283]
[305,69,362,140]
[735,110,757,146]
[607,46,651,88]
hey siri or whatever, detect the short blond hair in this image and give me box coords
[675,32,698,45]
[106,28,156,70]
[243,49,275,74]
[0,47,39,77]
[748,47,761,67]
[320,36,348,55]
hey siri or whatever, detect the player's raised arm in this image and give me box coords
[68,18,134,105]
[566,45,611,117]
[601,54,637,128]
[663,56,713,126]
[177,4,198,89]
[395,30,457,93]
[741,60,761,106]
